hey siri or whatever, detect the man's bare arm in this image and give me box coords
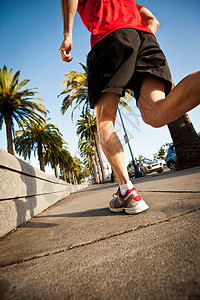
[59,0,79,62]
[139,6,159,35]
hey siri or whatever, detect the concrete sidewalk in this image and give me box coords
[0,167,200,299]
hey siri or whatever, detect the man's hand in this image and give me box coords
[59,35,73,62]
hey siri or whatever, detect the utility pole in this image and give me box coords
[118,108,143,178]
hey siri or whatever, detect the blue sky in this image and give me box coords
[0,0,200,175]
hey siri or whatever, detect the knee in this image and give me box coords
[140,105,167,128]
[142,114,165,128]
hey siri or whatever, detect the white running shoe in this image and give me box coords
[109,187,149,214]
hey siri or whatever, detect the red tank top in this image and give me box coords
[77,0,153,48]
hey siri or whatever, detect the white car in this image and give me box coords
[139,158,164,176]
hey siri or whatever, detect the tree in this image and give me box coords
[0,65,47,155]
[58,149,83,185]
[72,156,83,184]
[14,119,62,172]
[79,138,100,184]
[79,150,97,184]
[76,111,106,182]
[57,147,71,182]
[59,62,89,121]
[153,143,172,160]
[81,163,92,182]
[58,61,131,120]
[44,136,65,178]
[167,114,200,170]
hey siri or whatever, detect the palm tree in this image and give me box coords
[167,114,200,170]
[58,61,131,120]
[76,111,106,182]
[72,156,83,185]
[59,62,89,121]
[57,148,82,185]
[82,162,92,182]
[64,152,74,184]
[77,120,102,183]
[79,138,100,184]
[57,147,71,182]
[44,137,65,178]
[0,65,47,155]
[14,119,62,172]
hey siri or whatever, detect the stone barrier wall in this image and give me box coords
[0,148,87,237]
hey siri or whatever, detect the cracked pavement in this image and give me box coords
[0,167,200,299]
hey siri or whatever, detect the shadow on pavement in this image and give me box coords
[20,221,58,228]
[36,207,124,218]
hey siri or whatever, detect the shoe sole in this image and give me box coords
[109,200,149,214]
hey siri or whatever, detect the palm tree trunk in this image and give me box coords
[38,142,45,172]
[62,166,67,181]
[72,170,76,185]
[94,130,106,182]
[74,172,78,185]
[4,113,14,155]
[68,170,72,184]
[89,168,95,184]
[168,113,200,170]
[53,157,59,178]
[90,153,99,184]
[93,146,102,183]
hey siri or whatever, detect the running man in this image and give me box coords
[59,0,200,214]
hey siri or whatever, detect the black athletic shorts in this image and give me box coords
[87,28,172,109]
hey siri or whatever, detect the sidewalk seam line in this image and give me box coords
[1,208,199,269]
[0,165,70,186]
[0,189,70,202]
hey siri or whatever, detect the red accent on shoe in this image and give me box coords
[134,195,142,201]
[119,188,137,199]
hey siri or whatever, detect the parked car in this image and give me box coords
[165,132,200,171]
[165,144,177,171]
[127,161,136,178]
[127,158,164,177]
[139,158,164,175]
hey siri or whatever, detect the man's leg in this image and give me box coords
[95,92,149,214]
[138,72,200,128]
[94,92,129,185]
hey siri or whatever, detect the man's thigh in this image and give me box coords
[139,74,165,104]
[130,31,172,104]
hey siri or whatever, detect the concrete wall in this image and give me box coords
[0,148,87,237]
